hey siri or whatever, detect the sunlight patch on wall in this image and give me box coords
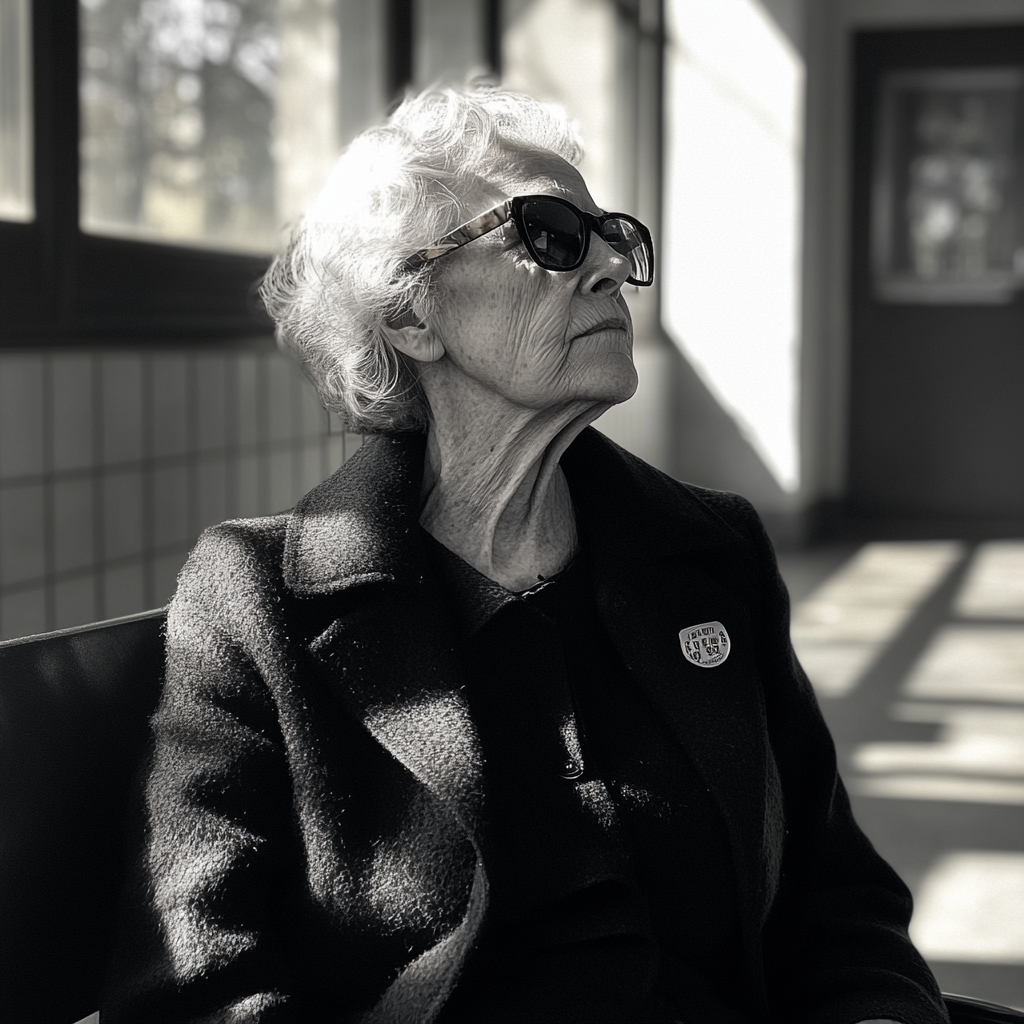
[503,0,619,211]
[0,0,33,220]
[663,0,804,491]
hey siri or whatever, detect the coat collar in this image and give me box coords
[561,426,750,577]
[566,430,778,1002]
[282,426,747,596]
[283,432,428,595]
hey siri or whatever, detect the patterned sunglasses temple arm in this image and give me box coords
[402,201,513,271]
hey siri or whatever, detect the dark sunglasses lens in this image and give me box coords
[521,200,586,269]
[601,217,653,285]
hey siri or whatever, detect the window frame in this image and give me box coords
[0,0,278,347]
[0,0,479,348]
[0,0,533,350]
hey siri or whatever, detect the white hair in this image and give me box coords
[259,81,583,434]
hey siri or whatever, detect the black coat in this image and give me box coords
[102,428,948,1024]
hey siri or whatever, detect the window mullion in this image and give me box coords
[33,0,81,328]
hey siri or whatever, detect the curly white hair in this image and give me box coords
[259,81,582,434]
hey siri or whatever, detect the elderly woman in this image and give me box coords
[103,85,948,1024]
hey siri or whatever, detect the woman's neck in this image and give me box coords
[418,385,608,592]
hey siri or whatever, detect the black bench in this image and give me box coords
[0,610,165,1024]
[1,611,1020,1023]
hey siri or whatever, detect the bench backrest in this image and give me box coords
[0,609,166,1024]
[2,610,1022,1024]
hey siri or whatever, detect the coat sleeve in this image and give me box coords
[731,500,949,1024]
[102,525,299,1024]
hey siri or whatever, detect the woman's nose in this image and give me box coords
[579,231,631,295]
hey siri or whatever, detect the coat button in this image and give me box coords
[561,757,583,780]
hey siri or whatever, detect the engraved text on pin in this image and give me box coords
[680,621,731,668]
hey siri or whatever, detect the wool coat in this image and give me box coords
[102,427,949,1024]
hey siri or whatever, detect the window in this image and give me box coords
[873,67,1024,303]
[79,0,390,253]
[0,0,415,347]
[2,0,625,349]
[0,0,32,221]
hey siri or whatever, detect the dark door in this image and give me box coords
[849,27,1024,531]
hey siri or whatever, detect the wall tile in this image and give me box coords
[52,355,95,471]
[298,377,326,437]
[267,356,293,441]
[0,348,344,633]
[153,464,190,548]
[344,433,363,460]
[222,452,238,520]
[288,364,308,439]
[0,585,47,642]
[196,354,227,452]
[102,471,144,560]
[234,355,261,448]
[103,560,145,619]
[196,457,228,532]
[53,477,95,573]
[326,435,346,474]
[268,448,294,514]
[151,353,189,458]
[0,483,46,584]
[301,439,326,495]
[0,354,45,479]
[54,575,97,631]
[153,547,188,607]
[235,453,261,518]
[101,354,144,464]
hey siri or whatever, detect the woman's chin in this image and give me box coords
[584,353,639,405]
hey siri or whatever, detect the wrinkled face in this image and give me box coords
[423,149,638,412]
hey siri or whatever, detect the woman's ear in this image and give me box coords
[381,318,446,364]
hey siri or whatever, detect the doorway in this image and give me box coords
[849,27,1024,534]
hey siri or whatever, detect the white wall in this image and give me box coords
[502,0,677,476]
[663,0,805,499]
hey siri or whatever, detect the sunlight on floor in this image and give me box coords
[910,852,1024,964]
[790,538,1024,970]
[790,542,963,697]
[956,541,1024,619]
[819,541,1024,807]
[852,702,1024,805]
[904,627,1024,704]
[855,703,1024,775]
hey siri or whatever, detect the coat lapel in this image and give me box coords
[285,433,488,1024]
[284,427,781,1018]
[284,433,485,836]
[287,427,782,914]
[563,429,782,1001]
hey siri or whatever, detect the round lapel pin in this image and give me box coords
[679,621,731,668]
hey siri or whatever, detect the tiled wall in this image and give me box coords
[0,347,361,642]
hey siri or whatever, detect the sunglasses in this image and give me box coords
[403,194,655,286]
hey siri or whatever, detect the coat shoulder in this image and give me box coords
[170,515,291,632]
[680,481,766,544]
[584,428,765,546]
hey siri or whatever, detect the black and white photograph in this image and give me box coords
[1,2,1023,1023]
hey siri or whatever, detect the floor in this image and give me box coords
[777,540,1024,1012]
